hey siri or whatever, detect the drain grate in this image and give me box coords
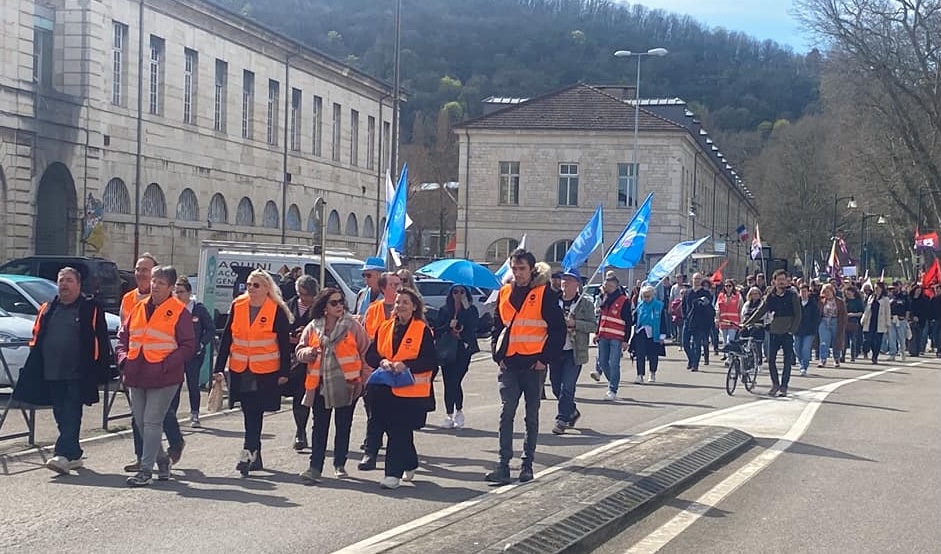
[501,427,753,554]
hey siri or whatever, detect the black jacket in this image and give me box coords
[796,298,821,337]
[12,295,113,407]
[491,280,566,370]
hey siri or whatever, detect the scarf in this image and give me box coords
[310,315,359,409]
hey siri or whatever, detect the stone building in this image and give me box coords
[0,0,394,272]
[454,83,759,280]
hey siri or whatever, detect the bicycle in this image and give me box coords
[720,322,763,396]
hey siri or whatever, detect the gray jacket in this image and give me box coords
[563,293,597,366]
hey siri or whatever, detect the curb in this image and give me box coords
[501,426,753,553]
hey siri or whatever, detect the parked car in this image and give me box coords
[0,256,123,315]
[0,307,34,387]
[0,275,121,337]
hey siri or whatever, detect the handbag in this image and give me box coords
[492,311,519,364]
[207,376,225,413]
[435,331,459,365]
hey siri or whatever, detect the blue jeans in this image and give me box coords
[795,334,814,370]
[498,367,544,467]
[49,379,83,461]
[925,320,940,355]
[885,319,906,355]
[683,326,708,369]
[596,337,623,393]
[549,350,580,424]
[818,317,839,362]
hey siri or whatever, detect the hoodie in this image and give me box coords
[491,261,566,370]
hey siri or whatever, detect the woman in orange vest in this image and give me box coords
[294,287,370,483]
[116,265,196,487]
[214,269,294,476]
[364,287,437,490]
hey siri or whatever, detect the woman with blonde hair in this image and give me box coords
[395,269,419,297]
[214,269,294,476]
[817,283,847,368]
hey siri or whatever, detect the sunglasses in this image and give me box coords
[328,298,345,307]
[249,282,262,289]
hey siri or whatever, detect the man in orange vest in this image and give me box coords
[485,249,565,485]
[119,253,187,473]
[358,271,401,470]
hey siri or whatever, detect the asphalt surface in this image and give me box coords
[1,346,936,553]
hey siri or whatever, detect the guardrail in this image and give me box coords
[0,340,37,445]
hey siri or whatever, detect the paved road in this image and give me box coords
[0,346,935,553]
[595,357,941,554]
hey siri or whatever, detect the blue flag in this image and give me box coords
[602,192,653,270]
[561,205,603,272]
[378,164,408,262]
[647,236,711,286]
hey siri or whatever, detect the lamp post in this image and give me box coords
[860,212,886,275]
[831,194,857,240]
[314,196,327,287]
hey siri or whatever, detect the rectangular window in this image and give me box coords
[290,88,302,151]
[558,163,579,206]
[241,70,254,139]
[148,36,164,115]
[366,116,376,170]
[33,8,54,87]
[331,102,342,162]
[112,22,128,105]
[617,163,639,208]
[183,49,198,124]
[312,96,323,156]
[350,109,359,166]
[214,59,227,132]
[499,162,520,206]
[267,80,280,145]
[382,121,391,171]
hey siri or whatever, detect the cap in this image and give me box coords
[362,257,386,272]
[551,271,564,280]
[562,269,581,281]
[605,271,620,283]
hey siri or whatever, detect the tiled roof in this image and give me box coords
[457,83,684,132]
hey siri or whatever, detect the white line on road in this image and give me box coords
[623,361,926,554]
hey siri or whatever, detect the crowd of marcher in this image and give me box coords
[12,248,939,489]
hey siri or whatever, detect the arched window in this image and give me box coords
[326,210,341,234]
[262,200,279,228]
[102,178,131,214]
[363,215,375,239]
[236,197,255,226]
[345,213,359,236]
[307,206,320,234]
[486,238,519,263]
[286,204,301,231]
[176,188,199,221]
[208,193,228,224]
[141,183,166,218]
[546,240,573,264]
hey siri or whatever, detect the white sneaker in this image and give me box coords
[403,470,415,482]
[442,416,455,429]
[604,390,617,401]
[45,455,70,475]
[380,476,401,489]
[453,411,465,429]
[68,458,84,471]
[648,373,656,383]
[634,375,644,384]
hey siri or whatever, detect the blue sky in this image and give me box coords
[631,0,814,51]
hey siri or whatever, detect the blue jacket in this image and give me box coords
[635,298,664,340]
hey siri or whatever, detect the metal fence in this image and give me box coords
[0,341,36,445]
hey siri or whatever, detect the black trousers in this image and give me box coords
[442,353,471,414]
[292,394,311,439]
[369,385,420,478]
[242,406,265,452]
[768,333,794,389]
[309,391,356,472]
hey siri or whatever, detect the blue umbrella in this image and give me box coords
[416,258,501,289]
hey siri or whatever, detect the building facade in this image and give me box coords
[455,84,759,280]
[0,0,394,272]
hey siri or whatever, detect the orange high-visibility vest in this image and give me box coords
[228,295,281,374]
[127,296,186,363]
[375,318,432,398]
[121,289,149,323]
[30,302,103,361]
[304,326,363,390]
[497,284,549,357]
[364,299,394,338]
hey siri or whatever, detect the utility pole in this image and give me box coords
[389,0,402,179]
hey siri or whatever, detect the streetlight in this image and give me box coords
[314,197,327,287]
[860,212,886,274]
[831,194,857,239]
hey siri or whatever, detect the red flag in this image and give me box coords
[710,259,729,284]
[922,258,940,298]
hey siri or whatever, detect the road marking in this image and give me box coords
[334,360,926,554]
[623,360,926,554]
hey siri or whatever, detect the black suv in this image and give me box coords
[0,256,123,314]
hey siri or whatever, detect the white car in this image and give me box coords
[0,274,121,336]
[0,307,33,387]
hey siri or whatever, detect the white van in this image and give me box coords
[195,241,365,325]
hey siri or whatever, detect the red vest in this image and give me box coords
[597,295,628,340]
